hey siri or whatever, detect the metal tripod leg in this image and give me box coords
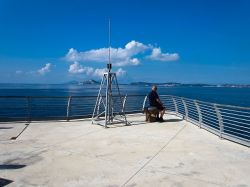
[92,72,129,127]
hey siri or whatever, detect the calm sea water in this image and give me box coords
[0,83,250,107]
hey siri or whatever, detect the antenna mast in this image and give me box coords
[107,18,112,72]
[92,19,129,128]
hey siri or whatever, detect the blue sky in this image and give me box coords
[0,0,249,84]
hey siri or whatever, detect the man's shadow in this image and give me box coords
[163,118,183,123]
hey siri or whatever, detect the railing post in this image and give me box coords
[97,96,102,116]
[26,96,31,123]
[122,95,127,112]
[182,98,188,119]
[214,104,224,139]
[172,97,178,114]
[67,96,72,121]
[142,95,148,111]
[194,100,202,128]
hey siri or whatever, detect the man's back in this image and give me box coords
[148,90,159,106]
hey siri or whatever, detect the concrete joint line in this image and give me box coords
[121,124,187,187]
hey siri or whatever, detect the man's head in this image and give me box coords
[152,85,157,92]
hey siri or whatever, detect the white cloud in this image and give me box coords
[68,62,94,74]
[147,47,179,62]
[116,68,126,77]
[65,40,179,71]
[65,40,150,67]
[16,63,52,76]
[15,70,23,75]
[68,62,125,77]
[93,68,107,77]
[37,63,52,75]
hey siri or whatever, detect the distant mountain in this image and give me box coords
[130,82,250,88]
[79,80,100,85]
[130,82,182,86]
[63,80,100,85]
[63,80,79,85]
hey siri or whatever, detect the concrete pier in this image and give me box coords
[1,113,250,187]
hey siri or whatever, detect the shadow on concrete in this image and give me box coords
[163,118,183,123]
[0,127,13,129]
[0,164,26,170]
[0,178,13,186]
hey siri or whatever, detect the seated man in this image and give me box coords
[148,85,166,122]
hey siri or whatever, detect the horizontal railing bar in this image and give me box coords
[201,115,218,124]
[184,99,196,105]
[201,122,220,133]
[200,107,216,114]
[220,111,250,120]
[201,115,217,123]
[223,124,250,133]
[222,132,250,142]
[218,107,250,115]
[221,114,250,123]
[200,110,217,117]
[223,121,250,130]
[186,108,198,115]
[202,118,219,128]
[202,118,219,127]
[223,118,250,126]
[186,111,198,119]
[186,107,197,113]
[223,128,250,138]
[0,107,28,110]
[200,111,217,118]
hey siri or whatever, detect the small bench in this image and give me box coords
[143,106,159,122]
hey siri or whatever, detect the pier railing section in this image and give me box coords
[0,95,249,146]
[0,95,145,122]
[155,95,250,147]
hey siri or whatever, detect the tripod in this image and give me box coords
[91,69,129,128]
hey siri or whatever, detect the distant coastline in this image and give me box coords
[68,80,250,88]
[0,80,250,88]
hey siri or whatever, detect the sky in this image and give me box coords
[0,0,250,84]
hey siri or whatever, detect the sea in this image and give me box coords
[0,83,250,107]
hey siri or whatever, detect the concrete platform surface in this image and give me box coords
[0,113,249,187]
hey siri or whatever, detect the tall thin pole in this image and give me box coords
[108,19,111,72]
[107,19,112,125]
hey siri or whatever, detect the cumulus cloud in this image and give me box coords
[68,62,125,77]
[68,62,94,74]
[37,63,52,75]
[65,40,152,67]
[92,68,107,77]
[65,40,179,66]
[147,47,179,61]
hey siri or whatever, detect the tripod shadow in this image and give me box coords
[0,164,26,170]
[0,178,13,186]
[0,127,13,129]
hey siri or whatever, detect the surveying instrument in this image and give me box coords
[91,20,129,128]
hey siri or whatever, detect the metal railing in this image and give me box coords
[0,95,249,146]
[148,95,249,147]
[0,95,146,122]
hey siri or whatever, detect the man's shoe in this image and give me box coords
[159,117,164,122]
